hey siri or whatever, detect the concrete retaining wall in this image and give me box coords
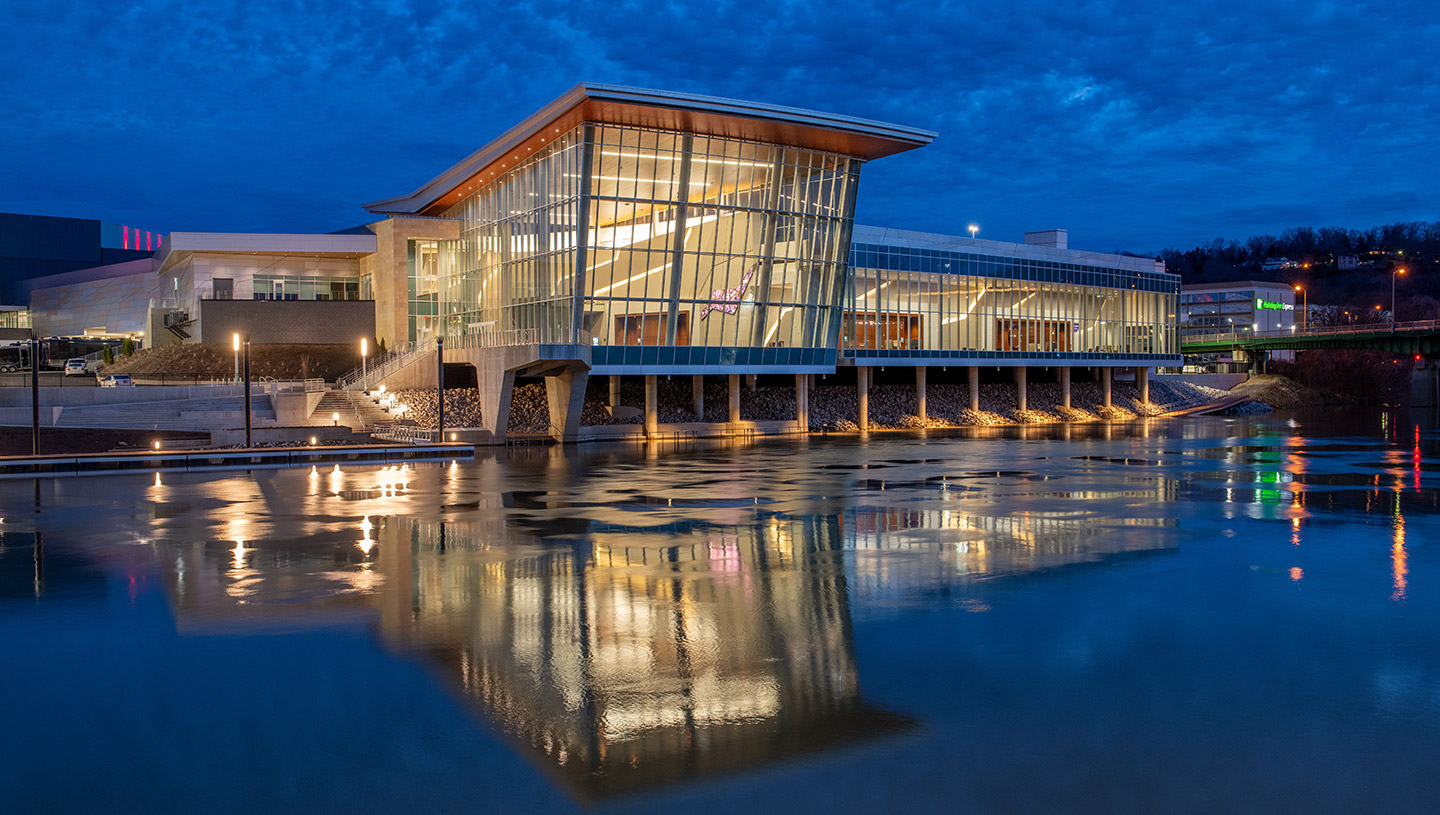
[0,384,242,407]
[210,426,368,446]
[1154,373,1248,391]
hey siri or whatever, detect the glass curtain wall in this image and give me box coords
[845,259,1178,356]
[439,129,585,343]
[580,125,857,351]
[407,240,440,342]
[435,124,859,351]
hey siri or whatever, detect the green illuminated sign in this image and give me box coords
[1256,298,1294,311]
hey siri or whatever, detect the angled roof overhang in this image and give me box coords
[364,83,937,217]
[153,232,378,277]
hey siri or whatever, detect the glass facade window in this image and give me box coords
[408,240,440,342]
[844,248,1178,358]
[436,124,860,352]
[250,275,359,301]
[0,310,31,329]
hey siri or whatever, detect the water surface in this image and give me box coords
[2,414,1438,813]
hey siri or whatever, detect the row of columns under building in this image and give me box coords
[612,366,1152,436]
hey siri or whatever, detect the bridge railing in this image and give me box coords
[1188,319,1440,346]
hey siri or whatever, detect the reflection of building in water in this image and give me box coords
[842,482,1179,601]
[153,514,908,803]
[371,515,907,801]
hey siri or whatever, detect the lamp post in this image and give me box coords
[1393,268,1406,327]
[1293,285,1306,332]
[968,224,979,240]
[360,337,368,386]
[232,333,240,383]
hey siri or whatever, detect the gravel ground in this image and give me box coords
[384,375,1231,432]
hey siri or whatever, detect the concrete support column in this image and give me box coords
[544,368,590,443]
[1412,358,1439,408]
[795,373,809,430]
[1102,367,1113,408]
[728,374,741,424]
[1135,366,1149,403]
[857,367,870,430]
[1015,367,1027,412]
[480,369,516,442]
[1060,367,1072,409]
[915,366,927,421]
[644,374,658,438]
[968,366,980,412]
[609,374,621,407]
[747,373,758,392]
[692,374,704,421]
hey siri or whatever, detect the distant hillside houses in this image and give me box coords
[1261,257,1300,271]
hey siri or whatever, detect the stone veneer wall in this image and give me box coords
[198,300,375,345]
[361,217,460,350]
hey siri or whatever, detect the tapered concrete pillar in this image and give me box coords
[480,369,516,442]
[857,367,870,430]
[916,366,927,421]
[644,374,658,438]
[795,373,809,430]
[1060,367,1072,409]
[968,366,980,412]
[1102,367,1112,408]
[1015,367,1027,412]
[544,368,590,442]
[1135,366,1149,403]
[728,374,741,423]
[609,374,621,407]
[692,374,704,421]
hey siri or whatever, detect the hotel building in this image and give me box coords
[14,84,1180,439]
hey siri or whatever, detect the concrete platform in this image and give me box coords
[0,442,474,477]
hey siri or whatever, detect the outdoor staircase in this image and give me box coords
[53,395,276,430]
[336,339,435,392]
[310,389,392,430]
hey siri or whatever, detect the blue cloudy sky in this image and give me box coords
[1,0,1435,254]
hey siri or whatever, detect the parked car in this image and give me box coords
[99,374,134,387]
[64,358,88,376]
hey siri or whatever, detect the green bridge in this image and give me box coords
[1180,319,1440,406]
[1181,320,1440,356]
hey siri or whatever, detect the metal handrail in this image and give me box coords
[372,425,437,444]
[336,339,432,391]
[1186,319,1440,347]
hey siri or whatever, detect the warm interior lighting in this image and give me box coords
[592,262,669,296]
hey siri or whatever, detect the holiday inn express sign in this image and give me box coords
[1256,298,1294,311]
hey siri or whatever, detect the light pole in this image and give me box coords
[232,333,240,383]
[1392,267,1406,327]
[968,224,979,240]
[360,337,368,386]
[1293,285,1306,332]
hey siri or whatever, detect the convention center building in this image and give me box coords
[13,84,1180,439]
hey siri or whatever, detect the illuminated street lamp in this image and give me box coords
[1393,268,1407,326]
[232,333,240,383]
[360,337,368,385]
[968,224,979,240]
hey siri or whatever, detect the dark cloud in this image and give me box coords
[0,0,1434,253]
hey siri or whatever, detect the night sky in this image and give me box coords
[2,0,1435,255]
